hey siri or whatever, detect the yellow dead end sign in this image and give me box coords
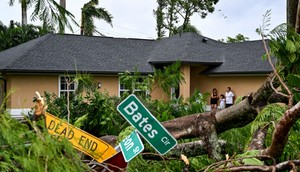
[45,112,117,162]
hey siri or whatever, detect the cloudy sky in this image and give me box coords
[0,0,286,40]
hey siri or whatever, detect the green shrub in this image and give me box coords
[0,112,89,171]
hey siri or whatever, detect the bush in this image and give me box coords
[0,112,89,171]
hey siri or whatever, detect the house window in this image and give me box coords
[59,76,77,97]
[119,77,148,97]
[170,86,180,99]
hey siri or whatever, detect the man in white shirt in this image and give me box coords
[225,87,234,108]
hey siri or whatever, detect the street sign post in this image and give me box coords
[45,112,117,162]
[117,94,177,155]
[119,130,144,162]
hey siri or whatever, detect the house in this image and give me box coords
[0,32,272,117]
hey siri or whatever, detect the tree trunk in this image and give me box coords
[80,10,84,35]
[287,0,298,27]
[287,0,300,33]
[60,0,66,8]
[59,0,66,33]
[296,0,300,33]
[21,0,27,26]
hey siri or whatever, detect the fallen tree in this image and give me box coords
[100,23,300,171]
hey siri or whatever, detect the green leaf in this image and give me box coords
[288,53,297,63]
[287,74,300,87]
[242,157,264,165]
[238,149,260,157]
[236,150,264,165]
[261,54,267,60]
[74,114,88,128]
[286,39,296,53]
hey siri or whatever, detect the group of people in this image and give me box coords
[210,87,234,110]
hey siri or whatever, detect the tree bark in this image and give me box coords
[296,0,300,33]
[21,0,27,26]
[59,0,66,33]
[142,140,227,160]
[287,0,298,27]
[215,98,256,133]
[287,0,300,33]
[248,125,269,150]
[60,0,66,9]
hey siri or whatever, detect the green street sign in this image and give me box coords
[119,130,144,162]
[117,94,177,155]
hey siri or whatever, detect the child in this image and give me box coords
[219,94,225,109]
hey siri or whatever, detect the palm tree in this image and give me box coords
[81,0,113,36]
[59,0,66,33]
[9,0,30,25]
[9,0,78,33]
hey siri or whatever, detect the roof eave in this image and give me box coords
[149,61,223,65]
[0,69,154,75]
[203,70,272,76]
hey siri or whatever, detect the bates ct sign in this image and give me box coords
[117,94,177,155]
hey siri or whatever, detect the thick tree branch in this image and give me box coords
[248,124,269,150]
[215,98,256,133]
[169,140,226,158]
[262,101,300,159]
[143,140,227,160]
[251,73,279,108]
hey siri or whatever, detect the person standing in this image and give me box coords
[210,88,219,110]
[219,94,225,109]
[225,87,234,108]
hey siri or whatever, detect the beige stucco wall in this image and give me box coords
[6,75,122,109]
[94,76,119,96]
[180,64,191,99]
[4,67,268,112]
[5,74,169,110]
[6,74,58,109]
[150,81,170,101]
[190,66,268,104]
[94,75,167,100]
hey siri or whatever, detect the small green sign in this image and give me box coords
[119,130,144,162]
[117,94,177,155]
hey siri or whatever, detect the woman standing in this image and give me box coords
[210,88,219,110]
[225,87,235,108]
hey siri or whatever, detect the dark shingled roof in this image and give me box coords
[149,33,225,64]
[203,40,272,74]
[0,34,156,74]
[0,32,272,75]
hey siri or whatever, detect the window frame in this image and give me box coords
[58,75,77,97]
[118,76,149,97]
